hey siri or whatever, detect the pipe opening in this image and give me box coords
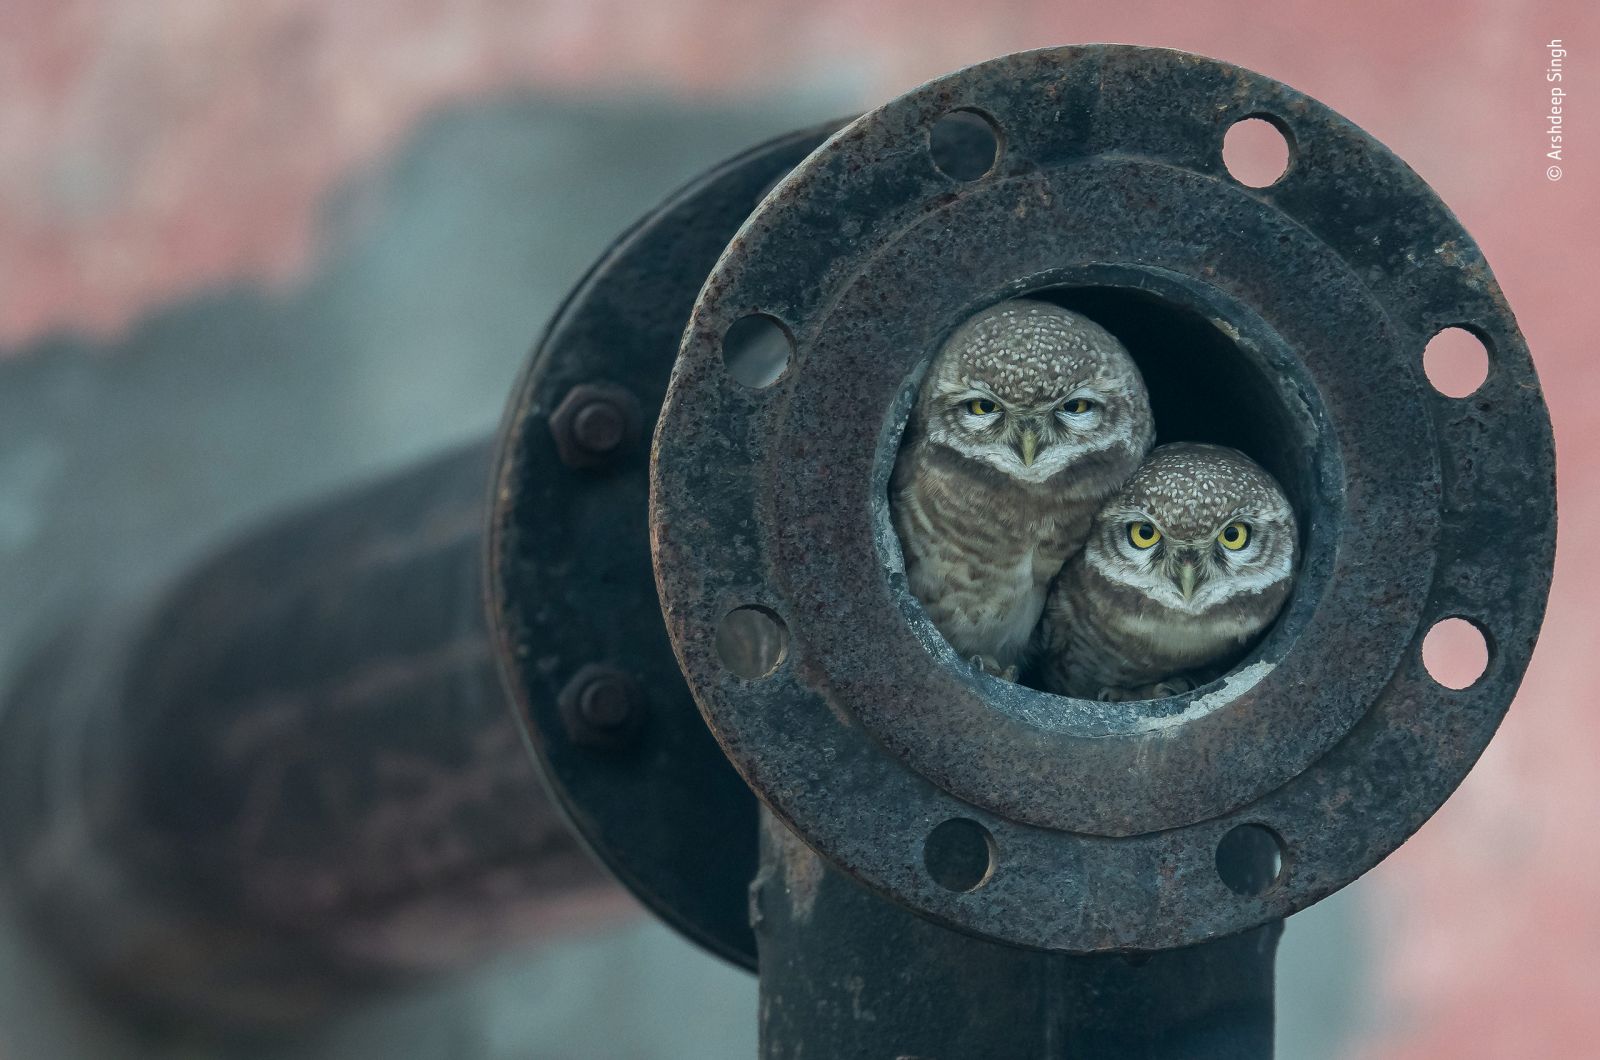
[884,274,1333,710]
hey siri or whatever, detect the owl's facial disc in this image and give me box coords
[932,383,1126,483]
[1082,442,1299,618]
[1102,508,1292,615]
[911,299,1154,489]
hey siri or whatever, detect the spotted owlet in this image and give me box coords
[1036,442,1297,700]
[890,299,1154,678]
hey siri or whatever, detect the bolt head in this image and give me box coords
[573,401,626,454]
[578,674,635,728]
[558,664,646,749]
[549,384,641,470]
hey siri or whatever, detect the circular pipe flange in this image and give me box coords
[651,46,1555,951]
[489,123,843,970]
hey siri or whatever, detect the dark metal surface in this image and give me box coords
[0,443,618,1027]
[488,122,846,971]
[755,809,1280,1059]
[652,45,1556,951]
[559,664,649,749]
[549,383,643,470]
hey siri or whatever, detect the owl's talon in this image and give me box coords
[1148,675,1197,698]
[970,655,1018,682]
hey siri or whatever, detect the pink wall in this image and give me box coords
[2,2,1593,1054]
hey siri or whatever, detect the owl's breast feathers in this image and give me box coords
[1040,557,1267,697]
[891,439,1096,668]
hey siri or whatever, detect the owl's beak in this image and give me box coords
[1174,560,1200,602]
[1017,428,1039,467]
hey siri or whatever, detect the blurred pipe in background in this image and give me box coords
[0,441,625,1029]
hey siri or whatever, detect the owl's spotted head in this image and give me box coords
[917,299,1154,488]
[1090,442,1297,617]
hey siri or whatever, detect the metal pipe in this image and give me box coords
[0,441,622,1028]
[0,46,1552,1053]
[0,120,846,1033]
[753,809,1279,1059]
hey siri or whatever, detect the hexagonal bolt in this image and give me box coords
[549,384,642,470]
[558,664,646,749]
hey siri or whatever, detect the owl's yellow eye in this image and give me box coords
[967,398,999,416]
[1127,521,1161,549]
[1061,397,1094,415]
[1218,521,1252,551]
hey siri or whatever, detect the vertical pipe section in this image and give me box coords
[754,809,1279,1059]
[0,441,620,1027]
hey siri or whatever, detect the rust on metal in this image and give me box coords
[650,45,1556,953]
[489,123,845,970]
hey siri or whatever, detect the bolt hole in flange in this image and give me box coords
[923,818,997,892]
[722,313,795,389]
[928,108,1002,182]
[1421,616,1492,690]
[1215,823,1286,896]
[1423,325,1492,398]
[716,605,789,679]
[1222,115,1294,188]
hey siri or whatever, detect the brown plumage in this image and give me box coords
[890,299,1154,677]
[1037,442,1297,700]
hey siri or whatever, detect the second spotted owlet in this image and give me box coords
[890,299,1154,678]
[1036,442,1298,700]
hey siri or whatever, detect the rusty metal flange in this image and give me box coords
[489,124,842,970]
[650,46,1555,951]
